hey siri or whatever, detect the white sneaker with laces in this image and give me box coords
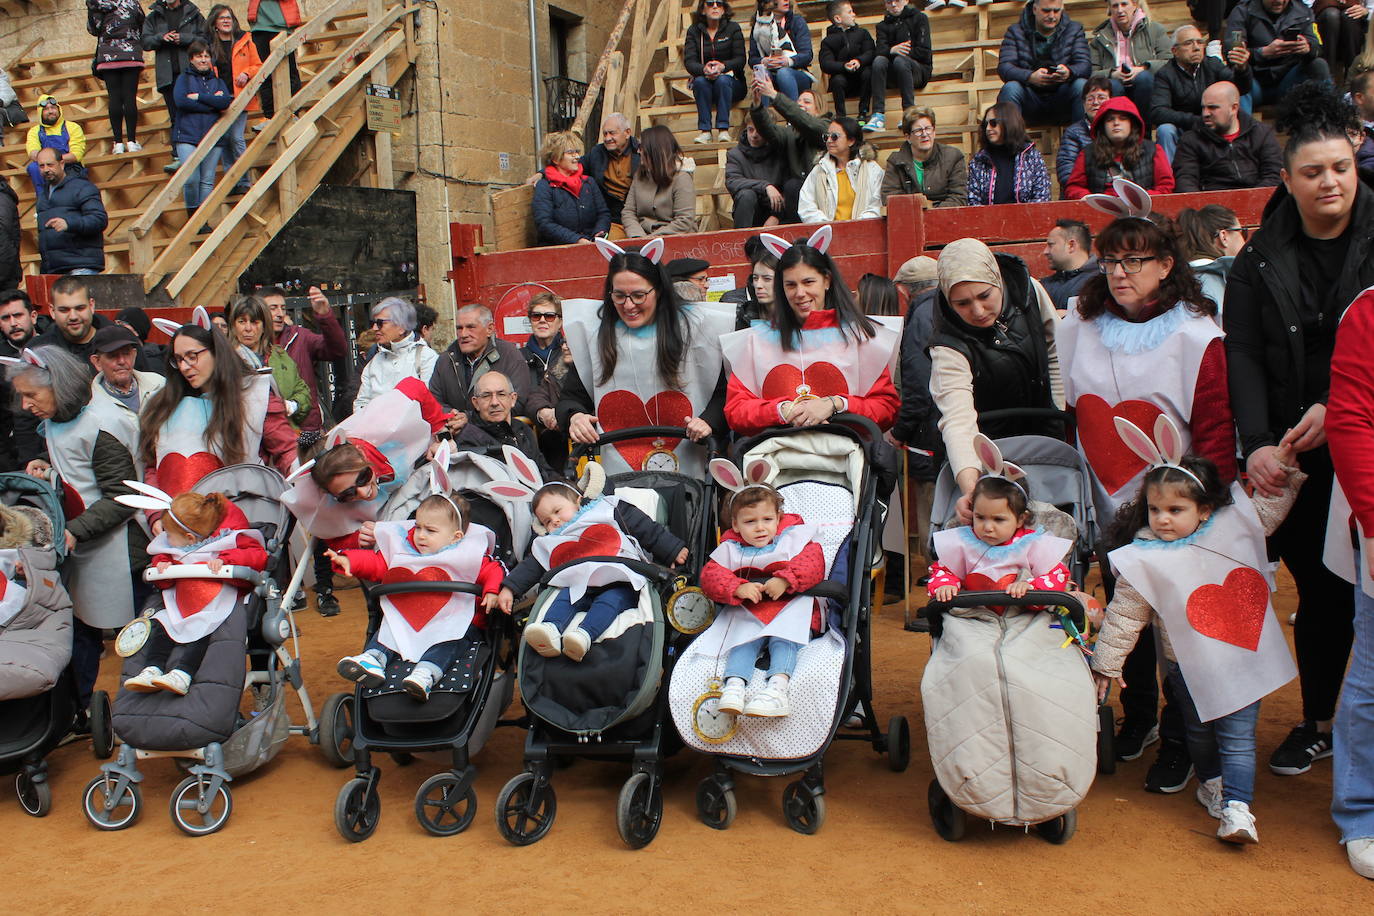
[523,622,562,658]
[1196,776,1223,818]
[112,142,126,155]
[714,129,730,143]
[402,665,437,701]
[1217,800,1259,844]
[124,666,163,693]
[743,679,791,717]
[865,112,886,132]
[927,0,947,7]
[127,141,143,152]
[337,652,385,687]
[1348,837,1374,879]
[151,668,192,696]
[693,131,712,144]
[717,679,746,715]
[561,626,592,662]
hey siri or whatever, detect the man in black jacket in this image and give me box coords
[1039,219,1097,312]
[1151,24,1252,161]
[819,1,876,123]
[0,178,18,293]
[34,149,106,275]
[429,304,533,418]
[867,0,932,132]
[581,113,640,239]
[1173,81,1282,192]
[454,371,553,479]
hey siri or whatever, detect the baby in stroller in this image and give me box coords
[331,489,504,700]
[121,489,268,696]
[0,501,71,700]
[699,457,825,718]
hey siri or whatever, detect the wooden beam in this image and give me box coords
[569,0,639,138]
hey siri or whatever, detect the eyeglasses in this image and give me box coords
[610,289,653,305]
[825,132,847,142]
[1098,255,1159,274]
[1222,226,1244,234]
[909,125,935,136]
[333,466,376,503]
[170,347,209,369]
[474,389,514,401]
[369,317,392,328]
[1176,38,1205,47]
[529,311,560,321]
[704,1,725,6]
[983,118,1001,128]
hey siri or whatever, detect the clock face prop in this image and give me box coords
[666,586,715,635]
[115,616,152,657]
[691,680,739,744]
[643,439,679,472]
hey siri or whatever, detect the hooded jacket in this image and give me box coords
[684,17,746,81]
[1064,95,1173,198]
[1172,110,1282,192]
[880,139,967,208]
[25,96,87,164]
[798,146,884,222]
[725,133,786,199]
[171,63,231,146]
[1150,55,1251,133]
[998,1,1092,85]
[1225,0,1320,81]
[968,141,1052,205]
[819,22,876,76]
[35,169,107,274]
[750,92,826,182]
[354,334,437,413]
[141,0,209,90]
[875,4,933,72]
[1087,12,1172,79]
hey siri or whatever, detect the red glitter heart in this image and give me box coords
[158,451,225,499]
[761,362,849,402]
[596,390,691,470]
[382,566,450,631]
[963,572,1018,614]
[1185,567,1269,651]
[549,523,623,568]
[174,578,221,617]
[1075,395,1165,495]
[736,561,793,624]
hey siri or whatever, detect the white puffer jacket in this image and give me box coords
[355,335,437,412]
[797,151,884,223]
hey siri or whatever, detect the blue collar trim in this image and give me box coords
[1094,306,1188,355]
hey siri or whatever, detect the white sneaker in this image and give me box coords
[927,0,946,6]
[1206,39,1223,59]
[714,129,730,143]
[523,622,562,658]
[693,132,712,144]
[1348,837,1374,879]
[112,142,126,155]
[402,665,437,701]
[717,679,746,715]
[337,652,385,687]
[127,141,143,152]
[124,666,163,693]
[151,669,192,696]
[1196,776,1223,819]
[743,679,791,717]
[1217,800,1259,844]
[865,112,886,132]
[561,626,591,662]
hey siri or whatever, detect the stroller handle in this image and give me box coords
[571,425,705,461]
[923,590,1088,638]
[144,564,263,584]
[976,407,1075,432]
[369,580,486,599]
[537,555,675,589]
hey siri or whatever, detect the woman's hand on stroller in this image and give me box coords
[1005,579,1031,599]
[324,548,352,578]
[496,587,515,615]
[569,412,601,444]
[735,581,765,603]
[673,547,689,567]
[932,584,959,602]
[786,397,836,428]
[1092,671,1123,704]
[763,576,789,599]
[682,415,712,442]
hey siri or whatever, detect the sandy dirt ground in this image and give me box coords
[7,571,1371,914]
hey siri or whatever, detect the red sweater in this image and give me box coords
[1328,287,1374,532]
[699,514,826,603]
[1064,144,1175,200]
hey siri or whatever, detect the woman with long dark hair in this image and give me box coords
[1177,203,1244,313]
[1065,96,1173,198]
[967,102,1052,205]
[685,0,747,144]
[622,125,698,237]
[227,293,312,429]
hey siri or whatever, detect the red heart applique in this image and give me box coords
[597,390,691,470]
[0,576,8,601]
[59,480,85,521]
[382,566,451,631]
[736,562,793,624]
[158,452,225,498]
[1076,395,1165,495]
[963,572,1018,614]
[1185,567,1269,651]
[761,362,849,402]
[174,579,221,617]
[549,523,623,568]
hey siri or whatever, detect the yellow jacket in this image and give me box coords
[25,95,86,163]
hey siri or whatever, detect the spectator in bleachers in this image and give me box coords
[208,4,259,198]
[1353,70,1374,171]
[749,0,815,103]
[858,273,901,316]
[881,105,968,208]
[751,75,827,195]
[1226,0,1331,108]
[33,148,107,276]
[1312,0,1369,77]
[967,102,1053,204]
[798,116,883,222]
[429,303,533,418]
[867,0,933,132]
[532,130,611,247]
[0,181,17,294]
[248,0,302,121]
[997,0,1093,126]
[720,234,779,327]
[1087,0,1172,123]
[172,40,232,221]
[1064,96,1174,198]
[521,291,570,473]
[25,96,87,195]
[669,258,712,302]
[1056,76,1113,188]
[1151,24,1253,162]
[820,1,876,124]
[583,113,640,240]
[1178,203,1244,311]
[354,297,436,413]
[726,118,793,227]
[1040,218,1097,311]
[622,125,698,238]
[1171,81,1282,192]
[454,371,553,479]
[685,0,747,145]
[142,0,209,173]
[88,0,147,156]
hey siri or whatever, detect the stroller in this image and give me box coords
[323,447,518,842]
[494,426,714,849]
[668,417,911,834]
[919,425,1110,844]
[83,464,335,835]
[0,473,113,816]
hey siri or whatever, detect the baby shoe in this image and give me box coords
[403,665,437,701]
[523,622,562,658]
[152,669,192,696]
[124,666,163,693]
[562,627,592,662]
[717,679,746,716]
[743,680,790,717]
[337,652,385,687]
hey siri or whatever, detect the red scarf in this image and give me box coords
[543,164,584,197]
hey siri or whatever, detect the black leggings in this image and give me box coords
[251,30,303,118]
[101,69,140,143]
[144,618,210,679]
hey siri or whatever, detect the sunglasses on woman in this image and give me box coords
[334,466,376,502]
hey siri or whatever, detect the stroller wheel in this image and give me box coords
[781,781,825,835]
[1096,705,1117,775]
[318,692,355,768]
[170,776,233,837]
[335,777,381,843]
[90,691,114,760]
[495,772,557,846]
[1037,809,1077,845]
[616,772,663,850]
[82,773,142,831]
[15,772,51,817]
[695,776,736,830]
[887,716,911,772]
[414,772,477,837]
[927,779,965,842]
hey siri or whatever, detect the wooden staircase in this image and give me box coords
[2,0,418,306]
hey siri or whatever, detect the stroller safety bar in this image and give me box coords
[368,581,487,599]
[538,556,675,588]
[924,590,1088,638]
[144,564,264,584]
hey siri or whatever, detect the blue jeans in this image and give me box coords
[221,110,250,191]
[1110,70,1156,127]
[1156,123,1181,161]
[175,141,223,211]
[363,637,462,679]
[691,74,745,131]
[997,78,1087,125]
[1167,660,1260,805]
[1334,576,1374,844]
[761,66,813,106]
[1247,59,1332,109]
[541,584,636,641]
[724,636,799,681]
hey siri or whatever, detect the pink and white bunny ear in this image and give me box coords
[743,456,776,486]
[708,458,745,492]
[481,480,535,502]
[1113,416,1165,467]
[429,441,452,494]
[639,238,665,265]
[805,224,833,254]
[758,233,792,260]
[1082,192,1134,219]
[501,444,543,490]
[151,317,182,338]
[594,237,627,262]
[191,306,212,331]
[578,460,606,499]
[1152,414,1185,466]
[972,433,1004,476]
[1003,462,1027,483]
[125,479,176,505]
[1111,178,1152,218]
[285,460,315,485]
[0,356,21,367]
[325,427,348,450]
[17,348,45,369]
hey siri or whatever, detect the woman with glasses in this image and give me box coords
[798,116,883,222]
[880,106,967,209]
[1177,204,1244,315]
[967,102,1051,206]
[521,291,573,473]
[353,296,437,413]
[532,129,610,246]
[685,0,747,144]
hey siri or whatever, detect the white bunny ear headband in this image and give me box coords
[595,237,665,265]
[757,224,833,261]
[151,305,214,339]
[282,426,353,488]
[481,445,605,534]
[426,441,465,520]
[1113,414,1204,489]
[0,348,48,370]
[709,456,781,511]
[115,480,195,534]
[972,434,1028,498]
[1082,178,1153,222]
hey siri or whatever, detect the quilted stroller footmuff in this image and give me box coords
[362,640,490,737]
[112,606,248,751]
[922,609,1097,826]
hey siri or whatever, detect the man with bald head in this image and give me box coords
[1172,80,1282,192]
[454,370,553,477]
[1150,24,1251,162]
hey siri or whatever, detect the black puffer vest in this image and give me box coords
[1083,139,1158,194]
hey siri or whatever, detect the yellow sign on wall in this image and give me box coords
[366,83,401,135]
